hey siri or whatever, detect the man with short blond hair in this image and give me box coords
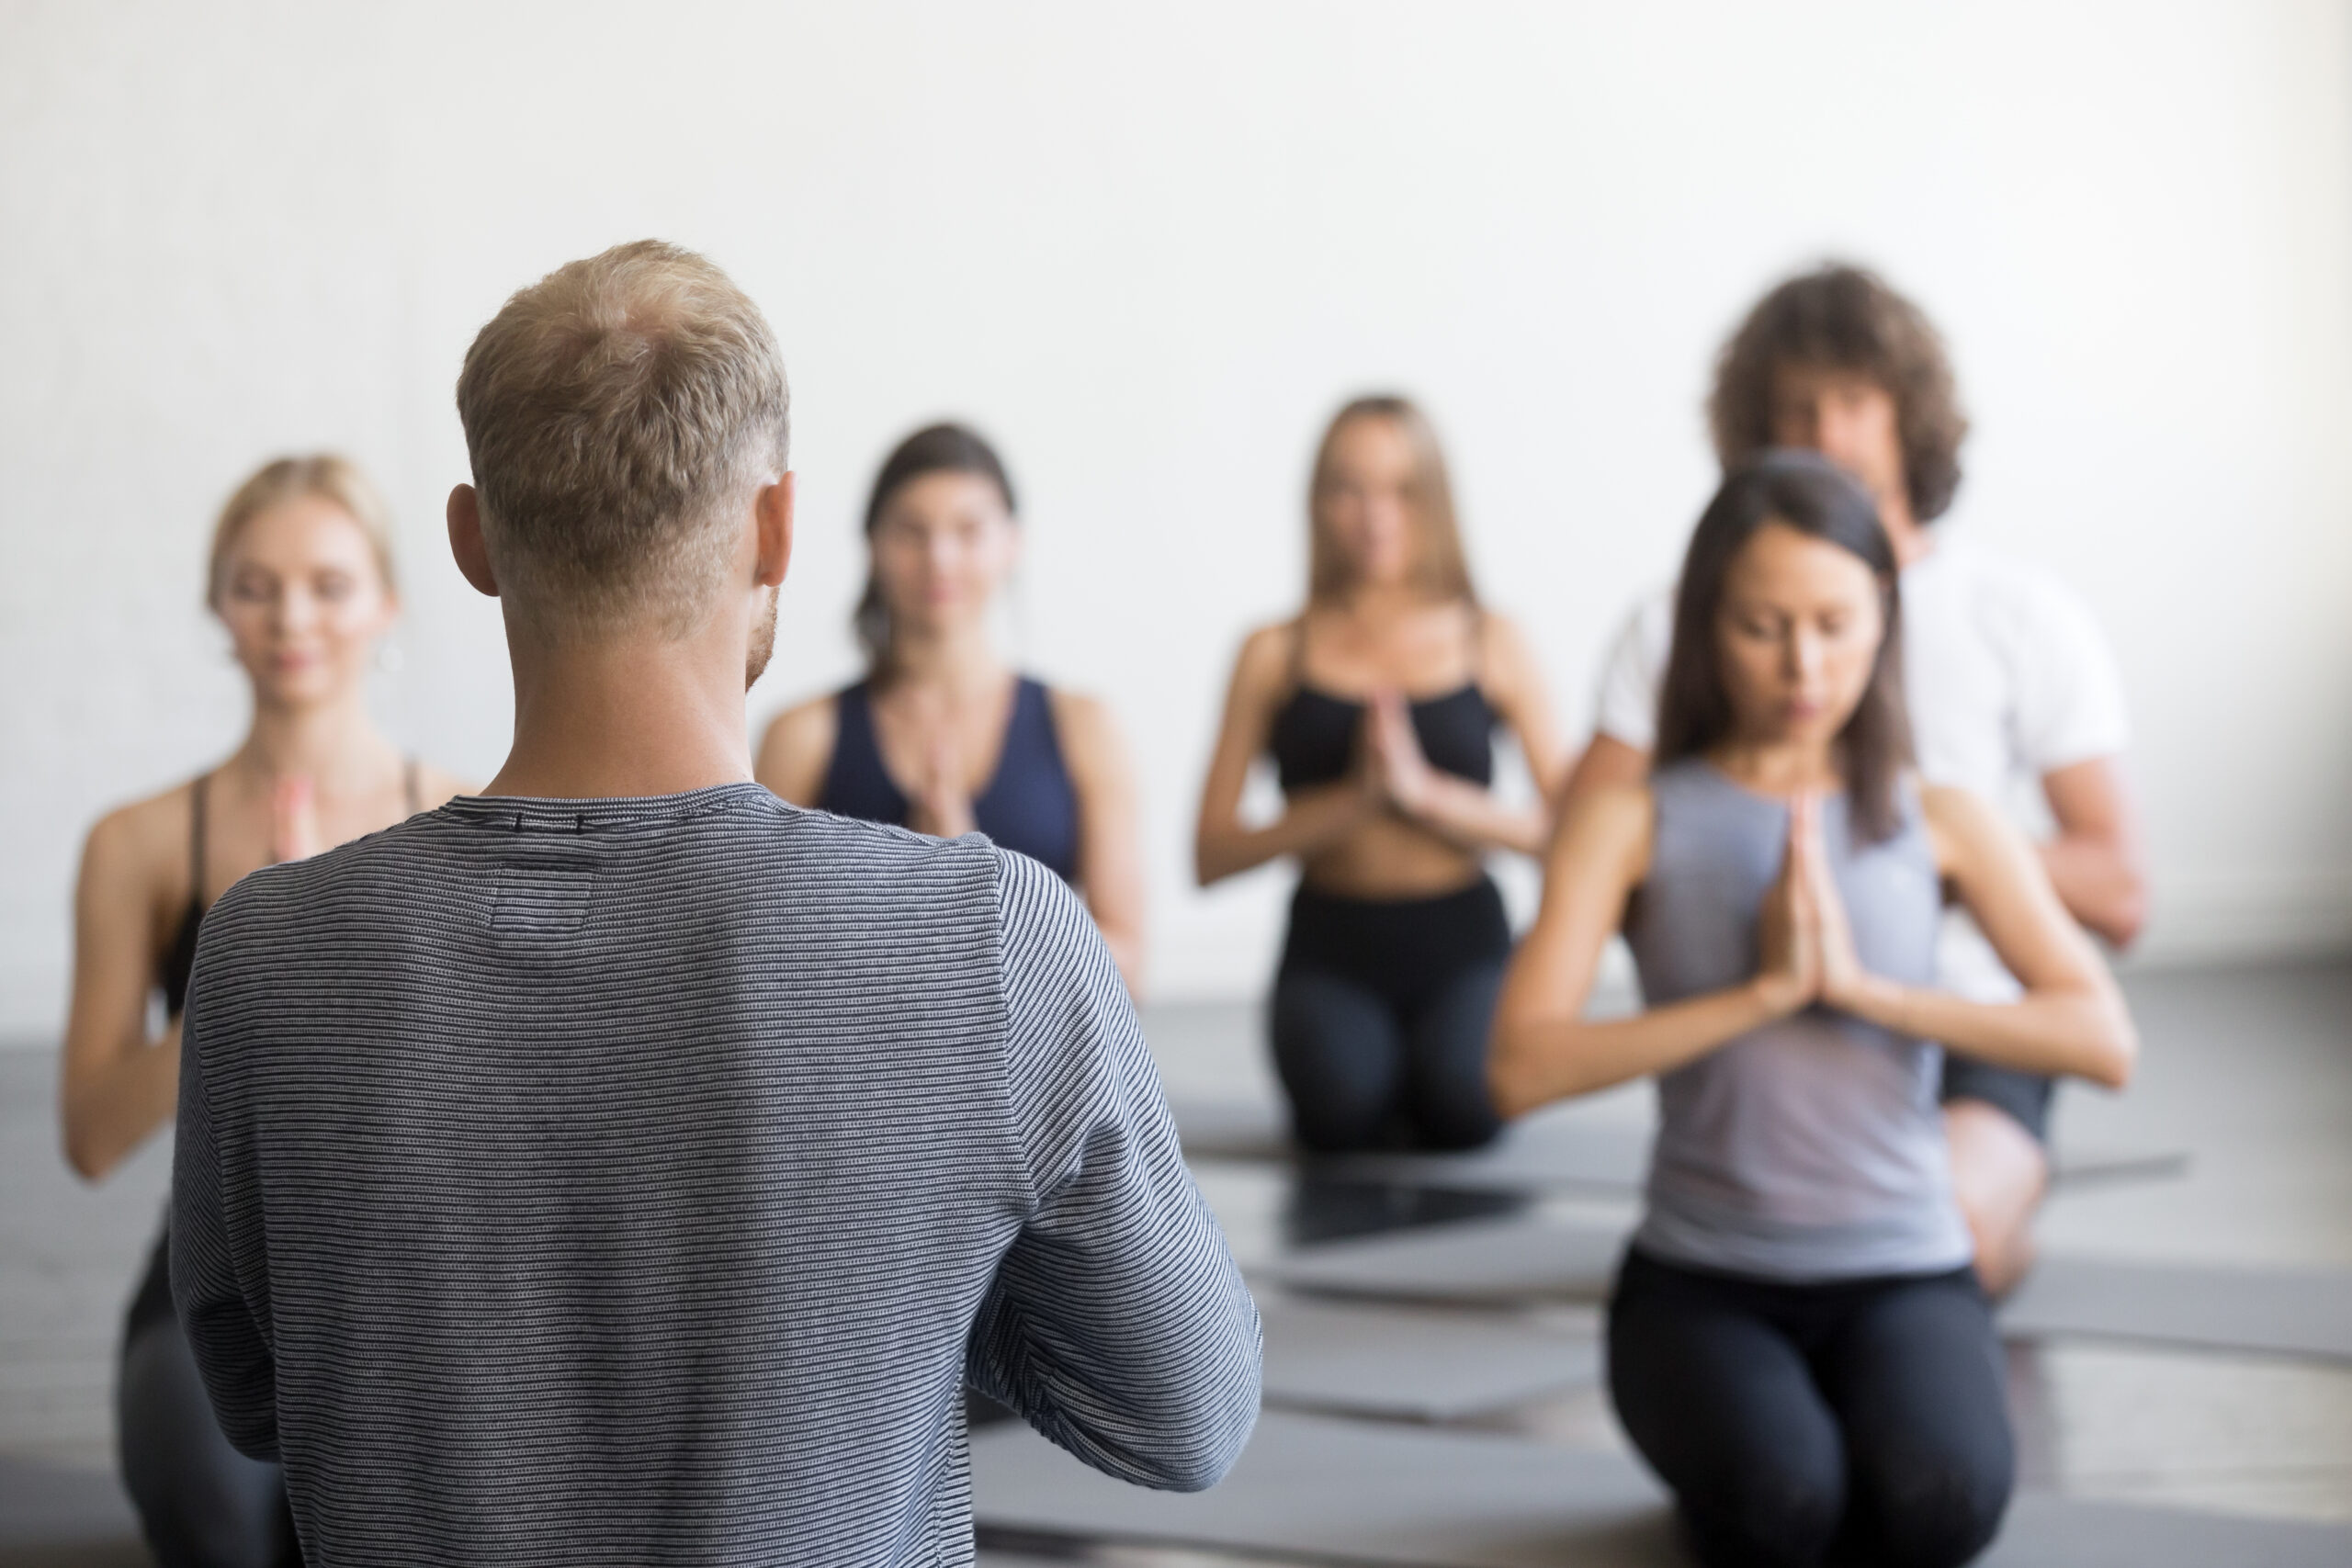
[172,240,1260,1566]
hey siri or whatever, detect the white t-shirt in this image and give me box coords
[1594,535,2131,1000]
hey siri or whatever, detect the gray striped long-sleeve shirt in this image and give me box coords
[172,783,1260,1566]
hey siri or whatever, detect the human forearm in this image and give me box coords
[2038,835,2147,949]
[1838,973,2137,1089]
[1490,979,1790,1118]
[1404,773,1553,857]
[1194,784,1371,885]
[62,1020,180,1181]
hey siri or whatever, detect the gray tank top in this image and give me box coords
[1626,761,1970,1281]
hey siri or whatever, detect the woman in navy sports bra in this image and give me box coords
[757,423,1146,993]
[61,456,467,1568]
[1195,396,1567,1151]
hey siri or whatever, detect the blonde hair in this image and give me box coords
[1306,395,1477,605]
[454,239,790,637]
[208,454,398,610]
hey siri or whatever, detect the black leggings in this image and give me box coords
[1269,878,1510,1153]
[119,1234,301,1568]
[1609,1248,2012,1568]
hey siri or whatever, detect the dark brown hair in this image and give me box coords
[1708,263,1968,524]
[1656,449,1912,841]
[853,422,1017,674]
[1306,395,1477,606]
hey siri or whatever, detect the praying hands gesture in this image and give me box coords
[906,732,978,840]
[1754,792,1900,1022]
[269,775,323,864]
[1363,690,1438,819]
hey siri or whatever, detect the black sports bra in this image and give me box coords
[1266,615,1497,793]
[159,761,422,1018]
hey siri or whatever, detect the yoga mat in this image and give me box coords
[1999,1255,2352,1363]
[1173,1099,2188,1198]
[974,1409,1678,1567]
[0,1454,149,1568]
[974,1409,2352,1568]
[1263,1214,1632,1305]
[1258,1292,1601,1420]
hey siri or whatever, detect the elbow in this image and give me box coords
[2086,1002,2140,1092]
[1154,1404,1257,1494]
[2089,886,2149,952]
[1485,1034,1545,1123]
[61,1114,117,1185]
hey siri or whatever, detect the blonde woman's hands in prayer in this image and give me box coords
[1364,690,1438,819]
[270,776,323,863]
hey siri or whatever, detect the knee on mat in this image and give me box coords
[1409,1093,1501,1152]
[1866,1456,2012,1568]
[1681,1460,1844,1568]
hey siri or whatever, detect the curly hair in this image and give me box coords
[1707,264,1969,524]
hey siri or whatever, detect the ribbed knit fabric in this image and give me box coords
[172,783,1259,1567]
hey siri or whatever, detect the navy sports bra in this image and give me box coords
[1267,616,1497,793]
[819,676,1080,883]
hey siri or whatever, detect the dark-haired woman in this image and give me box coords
[1196,396,1566,1153]
[757,423,1145,992]
[64,456,468,1567]
[1489,452,2136,1568]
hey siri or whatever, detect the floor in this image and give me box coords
[5,960,2349,1561]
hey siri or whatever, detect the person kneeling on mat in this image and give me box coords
[1490,451,2136,1568]
[170,241,1260,1565]
[1194,396,1566,1153]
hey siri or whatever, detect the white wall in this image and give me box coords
[4,0,2349,1039]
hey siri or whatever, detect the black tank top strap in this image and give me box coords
[188,771,209,902]
[161,773,212,1019]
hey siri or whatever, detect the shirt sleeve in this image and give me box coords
[1592,589,1676,750]
[2003,566,2132,773]
[967,852,1261,1493]
[170,950,281,1460]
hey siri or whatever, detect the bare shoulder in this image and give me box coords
[1235,618,1300,684]
[83,780,192,878]
[1552,776,1653,869]
[78,777,204,921]
[754,692,842,804]
[1919,780,2018,870]
[1476,610,1546,693]
[1568,778,1655,841]
[1046,687,1129,782]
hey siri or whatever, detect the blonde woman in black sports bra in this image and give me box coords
[61,456,467,1568]
[1195,396,1567,1152]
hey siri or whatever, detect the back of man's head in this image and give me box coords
[456,241,790,637]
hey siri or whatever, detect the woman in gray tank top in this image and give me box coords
[1490,452,2137,1568]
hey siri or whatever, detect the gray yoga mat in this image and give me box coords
[973,1408,2352,1568]
[1263,1214,1632,1305]
[0,1454,150,1568]
[1270,1218,2352,1369]
[1258,1292,1601,1420]
[1172,1098,2187,1196]
[1999,1255,2352,1363]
